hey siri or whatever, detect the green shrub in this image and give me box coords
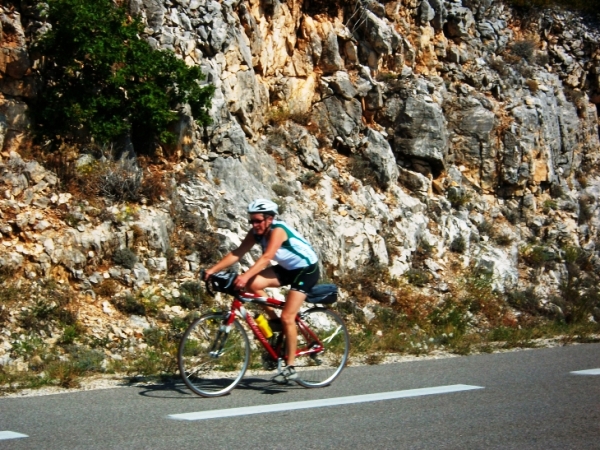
[337,261,393,303]
[95,279,120,297]
[19,298,76,331]
[298,171,322,188]
[174,213,222,264]
[112,293,146,316]
[450,235,467,254]
[536,53,550,66]
[170,316,190,333]
[506,288,540,315]
[175,281,210,310]
[32,0,214,152]
[554,246,600,324]
[11,335,46,359]
[273,198,287,215]
[45,360,82,388]
[520,245,555,268]
[383,231,401,258]
[67,347,105,373]
[272,183,294,197]
[488,57,509,76]
[578,199,594,224]
[561,245,582,265]
[165,248,185,276]
[493,232,513,247]
[503,208,520,225]
[194,232,222,265]
[477,220,494,235]
[405,269,430,287]
[130,349,176,376]
[60,325,81,345]
[542,199,558,213]
[0,306,8,326]
[348,154,381,189]
[510,40,536,63]
[97,159,144,202]
[429,299,470,336]
[266,105,291,125]
[113,248,137,269]
[447,188,471,209]
[143,328,168,348]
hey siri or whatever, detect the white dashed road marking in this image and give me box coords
[571,368,600,375]
[169,384,484,421]
[0,431,28,441]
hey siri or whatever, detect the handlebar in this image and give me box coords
[200,269,215,297]
[200,269,238,297]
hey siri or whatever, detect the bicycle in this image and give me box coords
[178,271,350,397]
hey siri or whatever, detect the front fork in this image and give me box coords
[209,312,234,358]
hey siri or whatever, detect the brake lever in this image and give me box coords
[200,269,215,297]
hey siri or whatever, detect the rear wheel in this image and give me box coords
[293,307,349,387]
[178,312,250,397]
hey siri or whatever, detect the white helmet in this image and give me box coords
[247,199,278,215]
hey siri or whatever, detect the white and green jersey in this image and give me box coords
[255,220,318,270]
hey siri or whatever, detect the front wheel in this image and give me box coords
[178,312,250,397]
[293,307,350,388]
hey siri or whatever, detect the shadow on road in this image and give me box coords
[131,376,303,399]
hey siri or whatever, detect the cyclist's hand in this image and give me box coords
[203,268,216,281]
[234,273,250,290]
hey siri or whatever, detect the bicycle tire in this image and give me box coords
[293,307,350,388]
[178,312,250,397]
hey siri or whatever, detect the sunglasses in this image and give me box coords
[248,218,266,225]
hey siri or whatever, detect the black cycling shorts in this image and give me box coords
[272,263,319,295]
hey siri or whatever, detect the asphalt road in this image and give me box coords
[1,343,599,449]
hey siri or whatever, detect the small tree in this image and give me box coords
[32,0,214,153]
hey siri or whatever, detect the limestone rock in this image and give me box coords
[393,96,448,173]
[361,128,398,190]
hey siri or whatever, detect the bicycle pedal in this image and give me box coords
[310,354,323,365]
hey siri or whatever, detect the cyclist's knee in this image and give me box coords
[245,277,262,293]
[280,312,295,326]
[246,275,275,292]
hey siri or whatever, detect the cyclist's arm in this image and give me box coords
[204,231,256,279]
[238,227,287,282]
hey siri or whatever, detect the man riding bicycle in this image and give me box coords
[204,199,320,384]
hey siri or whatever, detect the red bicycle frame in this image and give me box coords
[224,291,325,362]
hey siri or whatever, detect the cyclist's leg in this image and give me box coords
[246,267,281,319]
[281,289,306,367]
[282,263,319,367]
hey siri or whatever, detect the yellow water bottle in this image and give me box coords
[255,314,273,338]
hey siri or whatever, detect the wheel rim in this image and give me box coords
[294,308,349,387]
[178,313,250,397]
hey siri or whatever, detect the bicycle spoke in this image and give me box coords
[322,325,343,344]
[294,308,349,388]
[178,313,250,397]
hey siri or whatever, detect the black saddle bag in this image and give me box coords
[306,284,338,304]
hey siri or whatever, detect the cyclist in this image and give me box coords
[204,199,319,384]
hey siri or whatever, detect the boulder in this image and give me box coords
[393,96,448,174]
[445,4,475,39]
[324,71,358,100]
[361,128,398,189]
[319,31,345,74]
[398,166,431,198]
[419,0,436,24]
[356,10,400,56]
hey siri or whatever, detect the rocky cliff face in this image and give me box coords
[1,1,599,372]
